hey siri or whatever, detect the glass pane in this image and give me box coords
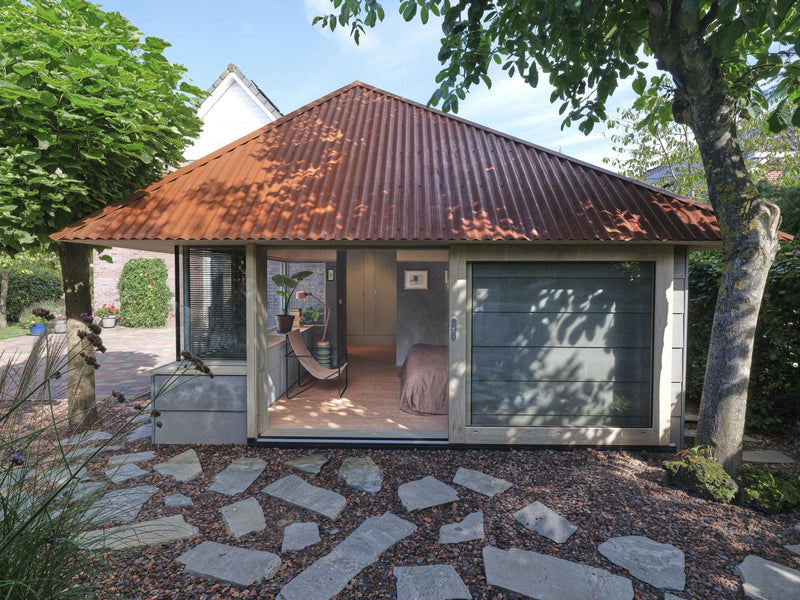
[470,261,653,427]
[266,261,326,327]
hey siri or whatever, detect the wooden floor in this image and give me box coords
[266,345,448,433]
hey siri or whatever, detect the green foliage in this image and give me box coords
[6,264,62,323]
[0,0,204,254]
[271,271,313,314]
[663,446,739,503]
[761,184,800,236]
[736,464,800,514]
[118,258,172,328]
[688,242,800,430]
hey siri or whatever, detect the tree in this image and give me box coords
[318,0,800,472]
[0,0,202,428]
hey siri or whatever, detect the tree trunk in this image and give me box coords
[647,3,781,473]
[0,264,8,329]
[59,242,98,429]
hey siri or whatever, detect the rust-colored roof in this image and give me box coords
[53,81,729,244]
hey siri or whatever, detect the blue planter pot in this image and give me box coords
[29,323,46,336]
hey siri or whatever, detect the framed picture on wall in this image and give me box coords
[404,269,428,290]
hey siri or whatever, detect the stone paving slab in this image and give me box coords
[338,456,383,493]
[262,475,346,520]
[282,522,321,552]
[452,467,512,497]
[743,450,796,465]
[209,457,266,496]
[178,542,280,587]
[63,480,107,502]
[513,501,577,544]
[598,535,685,590]
[285,453,328,476]
[737,555,800,600]
[39,465,91,486]
[220,497,266,539]
[82,485,159,524]
[66,445,122,461]
[126,423,153,442]
[439,511,484,544]
[105,463,148,484]
[107,451,156,466]
[483,546,634,600]
[164,493,193,508]
[398,476,459,511]
[786,544,800,556]
[154,449,203,482]
[277,512,416,600]
[77,514,198,551]
[63,430,113,446]
[394,565,471,600]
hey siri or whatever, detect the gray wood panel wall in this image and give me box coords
[346,250,397,345]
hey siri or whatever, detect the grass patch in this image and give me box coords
[0,324,29,340]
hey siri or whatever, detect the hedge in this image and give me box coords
[688,240,800,431]
[6,268,63,323]
[118,258,172,328]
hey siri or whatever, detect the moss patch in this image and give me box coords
[737,464,800,514]
[663,446,738,503]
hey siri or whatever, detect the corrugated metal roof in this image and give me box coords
[52,81,729,245]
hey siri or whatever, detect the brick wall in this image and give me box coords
[92,248,176,320]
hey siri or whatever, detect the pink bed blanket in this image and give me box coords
[399,344,448,415]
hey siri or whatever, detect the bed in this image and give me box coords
[399,343,448,415]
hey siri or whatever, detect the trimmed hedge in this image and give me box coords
[6,268,63,323]
[688,240,800,431]
[118,258,172,328]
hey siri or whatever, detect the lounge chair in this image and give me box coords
[284,330,348,399]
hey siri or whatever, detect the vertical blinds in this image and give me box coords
[185,247,247,359]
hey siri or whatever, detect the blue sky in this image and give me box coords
[99,0,647,169]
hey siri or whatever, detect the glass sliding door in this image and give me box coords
[470,261,654,427]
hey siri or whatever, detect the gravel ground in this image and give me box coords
[49,397,795,600]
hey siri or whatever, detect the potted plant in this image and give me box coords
[301,307,322,326]
[53,315,67,334]
[271,271,312,333]
[22,308,54,336]
[95,304,120,328]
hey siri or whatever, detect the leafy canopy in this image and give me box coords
[0,0,203,253]
[316,1,800,133]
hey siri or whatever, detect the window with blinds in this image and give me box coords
[184,247,247,359]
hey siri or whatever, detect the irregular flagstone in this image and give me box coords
[262,475,346,520]
[285,453,328,476]
[452,467,512,498]
[737,555,800,600]
[82,485,159,524]
[483,546,634,600]
[742,450,795,465]
[598,535,685,590]
[177,541,281,587]
[208,457,266,496]
[127,423,153,442]
[77,514,198,551]
[394,565,471,600]
[107,451,156,467]
[220,497,266,539]
[63,430,113,446]
[439,511,484,544]
[38,465,91,486]
[105,463,149,485]
[154,449,203,482]
[66,445,122,461]
[282,522,321,552]
[338,456,383,493]
[165,493,194,508]
[277,512,416,600]
[665,594,684,600]
[786,544,800,556]
[398,476,459,511]
[513,501,577,544]
[62,481,107,502]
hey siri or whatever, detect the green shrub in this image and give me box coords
[663,446,739,503]
[6,267,62,323]
[118,258,172,328]
[688,240,800,431]
[736,464,800,514]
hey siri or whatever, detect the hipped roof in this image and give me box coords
[52,82,727,246]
